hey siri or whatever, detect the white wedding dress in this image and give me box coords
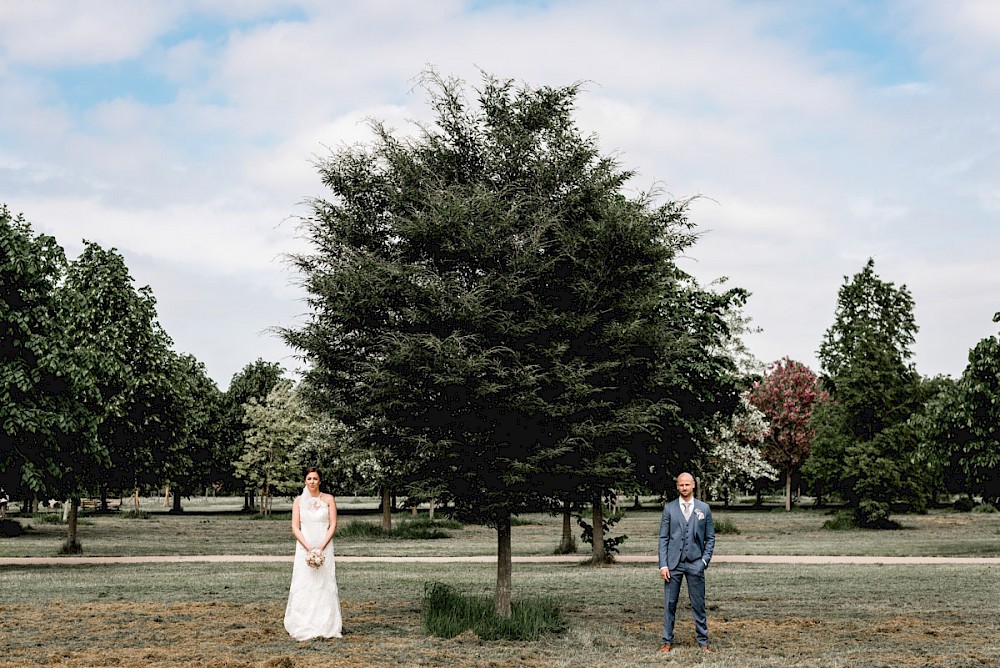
[283,494,343,640]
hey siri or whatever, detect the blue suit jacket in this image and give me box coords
[658,498,715,572]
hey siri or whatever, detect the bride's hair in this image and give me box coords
[304,466,321,480]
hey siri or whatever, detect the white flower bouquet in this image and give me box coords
[306,548,325,568]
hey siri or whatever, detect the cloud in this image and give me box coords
[3,0,999,384]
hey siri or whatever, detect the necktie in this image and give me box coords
[682,502,692,520]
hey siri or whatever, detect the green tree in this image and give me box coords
[284,71,741,612]
[59,242,179,514]
[235,380,308,513]
[158,353,227,512]
[811,259,925,526]
[917,315,1000,506]
[222,359,284,506]
[0,206,104,531]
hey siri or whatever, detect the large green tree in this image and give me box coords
[222,359,285,506]
[917,315,1000,506]
[235,380,308,513]
[810,259,926,526]
[1,207,104,527]
[60,243,179,511]
[284,71,740,611]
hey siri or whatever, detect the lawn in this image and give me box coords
[2,500,999,667]
[2,561,998,667]
[3,497,999,559]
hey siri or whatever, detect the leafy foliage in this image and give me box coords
[1,207,104,499]
[235,380,308,513]
[749,358,828,510]
[704,393,777,504]
[576,511,628,560]
[810,259,926,526]
[916,314,1000,506]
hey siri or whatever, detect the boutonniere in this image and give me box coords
[694,509,705,521]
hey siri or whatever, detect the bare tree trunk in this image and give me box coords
[381,486,392,531]
[63,498,82,554]
[557,500,574,554]
[591,493,607,564]
[785,469,792,512]
[132,488,140,513]
[171,488,183,513]
[428,499,435,520]
[495,509,512,618]
[163,485,171,507]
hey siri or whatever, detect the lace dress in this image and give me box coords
[283,495,343,640]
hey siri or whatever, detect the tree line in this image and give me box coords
[4,70,998,616]
[0,205,295,548]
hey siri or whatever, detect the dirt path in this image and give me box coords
[3,554,1000,565]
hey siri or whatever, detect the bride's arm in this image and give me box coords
[290,498,311,550]
[320,495,338,550]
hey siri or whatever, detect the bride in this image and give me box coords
[284,467,343,640]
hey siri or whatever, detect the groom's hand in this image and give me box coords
[660,567,670,581]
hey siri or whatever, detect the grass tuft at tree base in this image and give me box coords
[423,582,565,641]
[713,518,740,535]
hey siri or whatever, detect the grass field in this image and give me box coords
[2,499,999,667]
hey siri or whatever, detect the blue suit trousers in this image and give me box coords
[662,560,708,646]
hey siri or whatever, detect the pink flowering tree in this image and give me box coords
[749,358,830,511]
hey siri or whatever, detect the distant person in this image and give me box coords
[658,472,715,652]
[284,467,343,640]
[0,488,8,519]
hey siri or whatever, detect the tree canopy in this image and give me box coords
[284,71,742,611]
[809,259,925,526]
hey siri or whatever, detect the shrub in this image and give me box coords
[822,510,859,531]
[246,512,292,521]
[972,503,997,514]
[423,582,564,641]
[0,519,24,537]
[337,518,461,540]
[713,518,740,535]
[552,535,577,555]
[953,497,976,513]
[122,510,151,520]
[577,512,627,560]
[510,516,541,527]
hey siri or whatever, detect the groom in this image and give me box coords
[658,472,715,652]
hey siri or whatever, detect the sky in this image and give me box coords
[2,0,999,389]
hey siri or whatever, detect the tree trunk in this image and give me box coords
[163,485,171,507]
[381,486,392,531]
[785,469,792,512]
[428,499,435,521]
[171,487,183,513]
[591,493,607,564]
[495,509,512,618]
[63,498,82,554]
[132,488,140,513]
[557,501,574,553]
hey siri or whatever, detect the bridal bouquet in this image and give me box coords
[306,548,325,568]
